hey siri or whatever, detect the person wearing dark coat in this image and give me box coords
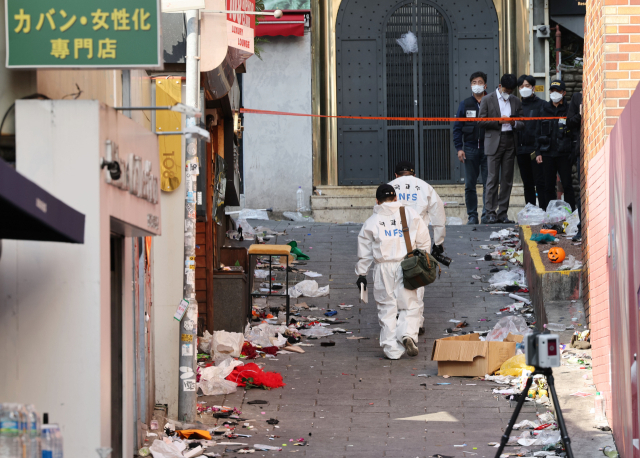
[533,80,576,212]
[566,92,583,241]
[515,75,546,208]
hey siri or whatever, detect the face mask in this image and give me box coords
[550,92,563,103]
[501,90,510,101]
[471,85,485,94]
[519,87,533,98]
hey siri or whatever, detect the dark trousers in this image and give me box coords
[463,146,488,221]
[542,155,576,211]
[576,154,582,234]
[517,154,545,207]
[486,134,516,220]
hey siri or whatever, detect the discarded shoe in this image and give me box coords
[403,338,419,357]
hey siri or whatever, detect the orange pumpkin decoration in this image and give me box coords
[548,247,566,263]
[540,229,557,236]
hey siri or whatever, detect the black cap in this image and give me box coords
[395,161,415,174]
[550,80,566,92]
[376,184,396,201]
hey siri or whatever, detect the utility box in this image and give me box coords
[212,247,249,333]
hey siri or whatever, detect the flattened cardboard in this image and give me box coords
[431,333,517,377]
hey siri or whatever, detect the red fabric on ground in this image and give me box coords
[262,346,278,355]
[226,363,286,389]
[242,342,258,359]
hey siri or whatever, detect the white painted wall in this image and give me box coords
[0,100,161,458]
[242,32,313,211]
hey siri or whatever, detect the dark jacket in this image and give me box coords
[516,95,545,156]
[534,100,572,158]
[566,92,583,159]
[453,96,485,151]
[478,90,525,156]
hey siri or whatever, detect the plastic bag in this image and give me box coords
[283,212,315,222]
[496,354,535,376]
[446,216,463,225]
[486,316,532,342]
[565,209,580,236]
[288,280,330,298]
[396,31,418,53]
[490,229,510,240]
[211,331,244,360]
[489,268,527,289]
[545,200,572,223]
[231,209,270,236]
[198,330,213,354]
[299,324,334,338]
[244,323,275,348]
[518,430,561,446]
[517,203,546,225]
[198,358,243,396]
[149,439,184,458]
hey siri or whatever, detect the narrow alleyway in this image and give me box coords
[202,222,547,457]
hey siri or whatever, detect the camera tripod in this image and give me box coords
[494,367,574,458]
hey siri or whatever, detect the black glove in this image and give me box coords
[356,275,367,291]
[432,244,444,255]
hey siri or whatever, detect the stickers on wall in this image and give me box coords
[182,379,196,392]
[174,299,189,321]
[182,343,193,356]
[181,334,193,343]
[183,319,195,332]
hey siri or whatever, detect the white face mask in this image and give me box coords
[550,92,563,103]
[519,87,533,98]
[500,90,510,101]
[471,85,485,94]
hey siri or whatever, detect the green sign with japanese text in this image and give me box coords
[5,0,162,68]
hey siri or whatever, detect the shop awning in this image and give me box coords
[0,159,85,243]
[256,12,306,38]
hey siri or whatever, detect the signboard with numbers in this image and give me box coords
[5,0,162,68]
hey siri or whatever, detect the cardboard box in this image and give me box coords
[431,333,517,377]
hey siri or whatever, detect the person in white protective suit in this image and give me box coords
[355,184,432,359]
[388,161,447,336]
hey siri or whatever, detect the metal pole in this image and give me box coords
[178,8,200,422]
[555,25,562,80]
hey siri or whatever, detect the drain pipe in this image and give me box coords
[555,24,562,80]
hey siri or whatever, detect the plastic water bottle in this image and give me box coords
[296,186,305,212]
[595,392,606,423]
[51,425,62,458]
[544,323,566,332]
[0,403,21,458]
[18,404,31,458]
[26,405,40,458]
[41,425,54,458]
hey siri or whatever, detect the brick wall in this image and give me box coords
[583,0,640,428]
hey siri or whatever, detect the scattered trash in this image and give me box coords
[287,241,310,260]
[432,333,517,377]
[288,280,330,298]
[266,418,279,425]
[489,268,527,289]
[496,354,535,376]
[517,203,546,225]
[247,400,268,405]
[530,233,556,243]
[212,331,245,361]
[198,358,244,396]
[557,255,583,271]
[283,212,315,223]
[299,325,333,338]
[324,310,338,317]
[545,200,573,223]
[485,316,531,342]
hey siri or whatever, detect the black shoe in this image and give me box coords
[498,218,515,224]
[572,232,582,242]
[486,215,498,224]
[467,217,479,225]
[403,338,419,357]
[418,327,425,336]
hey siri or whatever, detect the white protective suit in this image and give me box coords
[355,201,431,359]
[388,175,447,328]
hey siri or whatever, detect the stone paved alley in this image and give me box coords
[198,222,604,457]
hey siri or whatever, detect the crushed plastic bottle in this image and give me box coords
[595,392,606,423]
[296,186,305,212]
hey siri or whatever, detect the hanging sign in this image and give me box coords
[5,0,162,68]
[156,78,183,192]
[226,0,255,54]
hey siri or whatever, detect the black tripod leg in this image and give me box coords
[547,373,574,458]
[494,376,535,458]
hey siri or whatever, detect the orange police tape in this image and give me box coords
[239,108,565,122]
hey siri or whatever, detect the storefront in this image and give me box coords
[0,100,162,458]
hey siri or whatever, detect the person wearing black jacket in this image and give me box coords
[516,75,546,207]
[453,71,489,225]
[566,92,583,241]
[534,80,576,211]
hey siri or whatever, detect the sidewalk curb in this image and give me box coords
[520,225,583,329]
